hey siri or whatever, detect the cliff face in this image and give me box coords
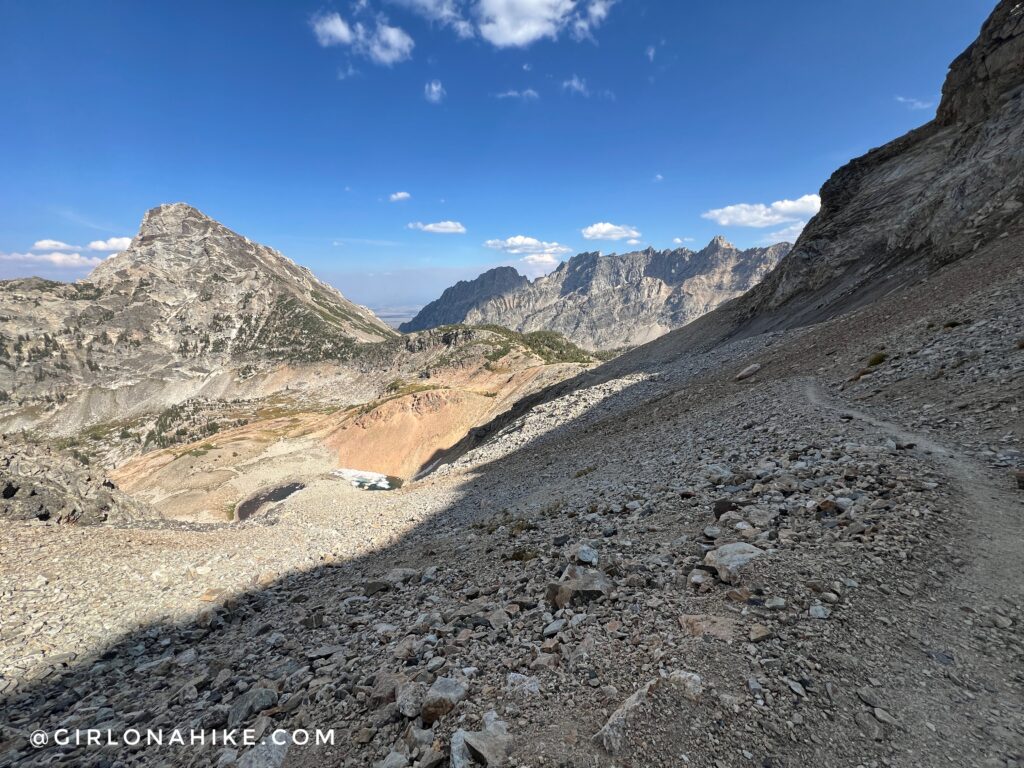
[399,266,528,333]
[404,238,790,350]
[728,0,1024,335]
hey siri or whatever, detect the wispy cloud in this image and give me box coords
[496,88,539,100]
[673,236,695,245]
[0,251,104,269]
[388,0,473,38]
[87,237,131,251]
[581,222,641,240]
[33,239,76,251]
[389,191,411,202]
[645,44,656,63]
[424,79,446,103]
[701,194,821,227]
[895,95,935,111]
[571,0,617,41]
[32,236,131,253]
[310,11,414,66]
[562,75,589,96]
[561,74,613,99]
[763,221,807,243]
[484,235,572,256]
[312,12,355,46]
[408,220,466,234]
[485,234,573,277]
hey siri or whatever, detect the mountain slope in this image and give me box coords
[399,266,528,333]
[576,0,1023,384]
[0,203,395,431]
[88,202,395,354]
[404,238,790,349]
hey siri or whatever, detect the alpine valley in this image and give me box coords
[0,3,1022,768]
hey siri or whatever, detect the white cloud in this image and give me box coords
[895,95,934,111]
[366,23,415,64]
[310,12,414,66]
[701,194,821,227]
[673,237,695,245]
[87,236,132,251]
[645,44,656,62]
[496,88,539,100]
[424,79,446,103]
[312,12,355,46]
[763,221,807,243]
[477,0,613,48]
[626,238,641,245]
[581,222,641,240]
[562,74,588,96]
[484,234,573,256]
[32,239,76,251]
[518,252,561,277]
[572,0,616,40]
[338,63,360,80]
[389,191,412,202]
[478,0,573,47]
[653,173,663,182]
[408,220,467,234]
[0,251,104,269]
[521,253,560,266]
[391,0,475,37]
[485,235,574,278]
[29,237,130,255]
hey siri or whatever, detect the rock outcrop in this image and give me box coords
[403,238,789,350]
[723,1,1024,337]
[398,266,528,333]
[0,435,153,525]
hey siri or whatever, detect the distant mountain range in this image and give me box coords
[401,237,791,349]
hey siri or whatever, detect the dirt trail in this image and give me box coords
[804,379,1022,593]
[804,378,1024,763]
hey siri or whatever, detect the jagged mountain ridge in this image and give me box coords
[398,266,528,333]
[404,237,791,349]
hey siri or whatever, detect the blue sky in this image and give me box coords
[0,0,994,310]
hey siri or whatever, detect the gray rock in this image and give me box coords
[228,688,278,729]
[396,681,426,719]
[546,565,613,609]
[703,543,765,583]
[421,676,468,725]
[594,672,702,755]
[237,730,291,768]
[450,711,511,768]
[735,363,762,381]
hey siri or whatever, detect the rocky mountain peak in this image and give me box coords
[136,202,223,239]
[705,235,735,250]
[0,205,395,427]
[399,266,529,333]
[936,0,1023,127]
